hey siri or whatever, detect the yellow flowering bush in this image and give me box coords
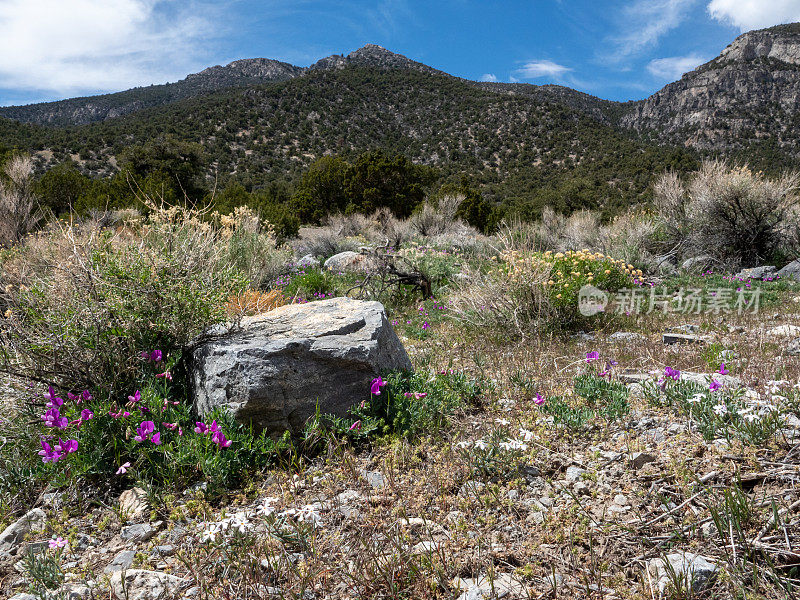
[492,248,641,325]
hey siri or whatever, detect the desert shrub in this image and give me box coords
[0,202,262,396]
[0,155,44,247]
[451,247,638,334]
[217,206,293,289]
[278,267,338,301]
[654,161,800,268]
[497,209,658,270]
[291,226,363,259]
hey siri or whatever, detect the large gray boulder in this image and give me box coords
[323,251,377,273]
[777,259,800,280]
[191,298,411,435]
[0,508,45,557]
[734,265,776,280]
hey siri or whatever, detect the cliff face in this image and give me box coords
[620,24,800,152]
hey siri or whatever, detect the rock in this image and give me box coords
[58,584,91,600]
[323,251,375,273]
[453,573,526,599]
[0,509,46,556]
[296,254,320,268]
[119,488,149,520]
[734,265,776,280]
[786,338,800,355]
[121,523,156,543]
[573,481,590,496]
[680,256,713,273]
[191,298,412,436]
[648,553,717,595]
[766,324,800,338]
[110,569,185,600]
[361,470,385,489]
[777,259,800,281]
[629,452,656,470]
[663,332,707,345]
[651,255,677,275]
[679,372,740,388]
[9,594,37,600]
[565,466,586,482]
[104,549,137,573]
[608,331,646,343]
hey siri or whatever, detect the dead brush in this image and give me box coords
[224,289,289,318]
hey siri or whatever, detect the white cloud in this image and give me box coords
[647,54,708,80]
[479,73,498,82]
[515,60,572,79]
[607,0,696,61]
[0,0,222,96]
[707,0,800,32]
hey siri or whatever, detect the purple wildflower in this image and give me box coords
[370,377,387,395]
[717,363,729,375]
[585,351,600,363]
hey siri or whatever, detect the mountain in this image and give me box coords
[0,46,440,127]
[621,23,800,161]
[3,26,800,212]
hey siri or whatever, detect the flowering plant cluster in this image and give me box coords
[646,368,786,445]
[26,349,280,493]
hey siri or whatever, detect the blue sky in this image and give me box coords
[2,0,800,106]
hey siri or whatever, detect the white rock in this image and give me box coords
[648,553,717,595]
[119,488,149,520]
[0,509,46,556]
[110,569,185,600]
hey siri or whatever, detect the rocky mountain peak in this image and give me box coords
[310,44,442,75]
[718,24,800,66]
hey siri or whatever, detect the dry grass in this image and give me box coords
[225,289,289,318]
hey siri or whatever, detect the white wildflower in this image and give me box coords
[473,439,488,450]
[713,403,728,416]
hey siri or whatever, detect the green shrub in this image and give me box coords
[541,373,630,430]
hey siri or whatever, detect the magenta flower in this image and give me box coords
[116,462,131,475]
[709,379,722,391]
[585,351,600,363]
[534,393,545,406]
[127,390,141,404]
[349,420,362,431]
[56,439,78,455]
[81,390,92,403]
[194,422,208,434]
[207,420,221,435]
[156,371,172,380]
[38,439,62,463]
[211,430,231,448]
[81,409,94,421]
[141,349,163,362]
[717,363,729,375]
[67,392,79,403]
[42,407,68,429]
[664,367,681,381]
[46,387,63,409]
[134,420,159,444]
[370,377,387,395]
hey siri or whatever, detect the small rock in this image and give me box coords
[608,331,646,343]
[663,332,706,345]
[787,337,800,356]
[734,266,776,280]
[119,488,149,520]
[121,523,156,543]
[104,549,137,573]
[681,256,713,273]
[767,324,800,338]
[565,466,586,482]
[0,509,46,556]
[648,553,717,595]
[411,541,439,555]
[453,573,526,599]
[573,481,590,496]
[110,569,185,600]
[296,254,319,268]
[361,470,385,489]
[629,452,656,470]
[9,594,38,600]
[323,251,374,273]
[152,545,174,557]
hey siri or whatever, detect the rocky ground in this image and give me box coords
[2,276,800,600]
